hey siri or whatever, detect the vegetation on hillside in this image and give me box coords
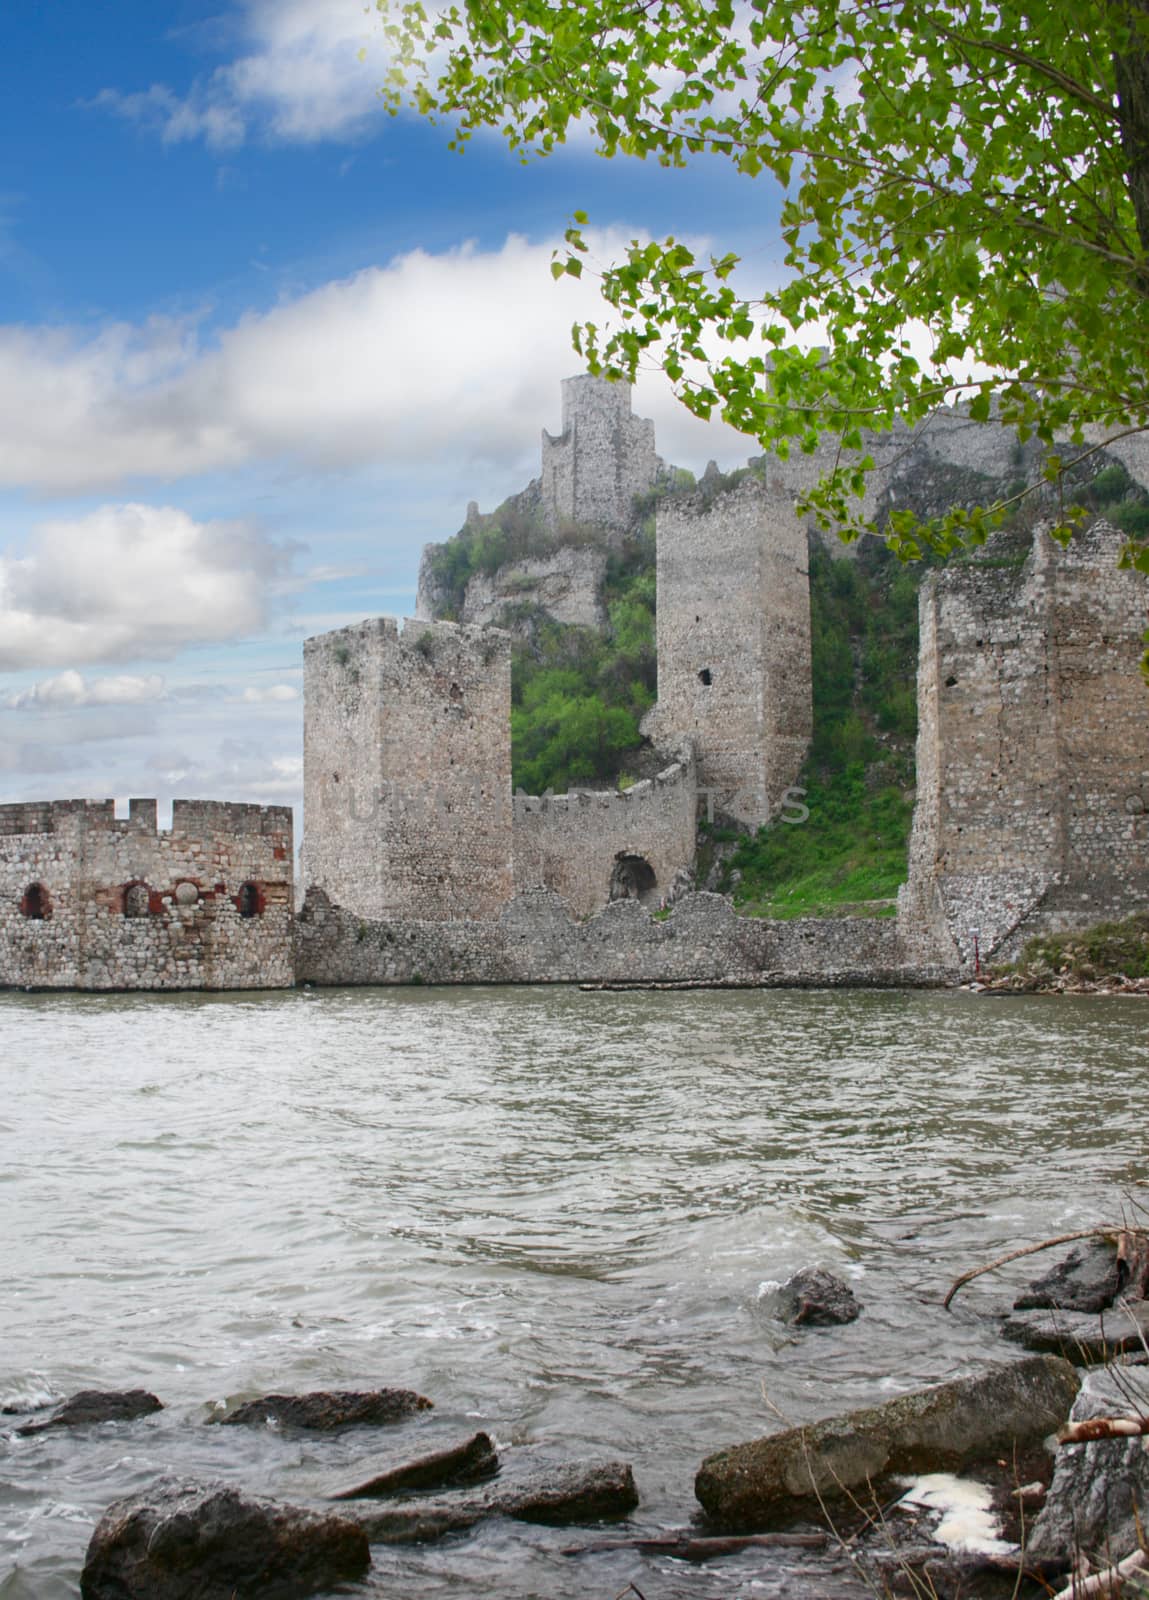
[996,914,1149,986]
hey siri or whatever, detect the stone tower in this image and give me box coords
[540,374,660,535]
[646,474,812,829]
[303,617,514,922]
[900,519,1149,966]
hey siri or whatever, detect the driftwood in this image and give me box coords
[563,1531,827,1562]
[1058,1416,1149,1444]
[1050,1547,1147,1599]
[1119,1229,1149,1301]
[943,1230,1120,1311]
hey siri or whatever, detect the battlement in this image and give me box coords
[0,797,291,841]
[539,374,660,535]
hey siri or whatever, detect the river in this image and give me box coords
[1,985,1145,1598]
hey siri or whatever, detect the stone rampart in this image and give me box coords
[297,886,948,988]
[302,616,514,922]
[540,375,660,535]
[0,797,294,991]
[646,474,812,827]
[900,519,1149,968]
[512,747,697,918]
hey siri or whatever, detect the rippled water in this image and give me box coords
[2,985,1147,1598]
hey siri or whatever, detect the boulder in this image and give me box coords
[217,1388,431,1430]
[766,1268,862,1327]
[1013,1241,1120,1314]
[330,1430,498,1499]
[16,1389,162,1436]
[1027,1365,1149,1568]
[695,1355,1079,1528]
[1001,1300,1149,1363]
[347,1459,638,1544]
[80,1477,370,1600]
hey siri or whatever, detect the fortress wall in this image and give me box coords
[303,616,514,923]
[512,749,697,919]
[540,375,660,534]
[0,798,294,991]
[297,887,945,988]
[649,475,811,828]
[901,520,1149,967]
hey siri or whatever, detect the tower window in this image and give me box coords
[20,883,50,920]
[123,882,151,918]
[698,668,713,686]
[237,882,264,918]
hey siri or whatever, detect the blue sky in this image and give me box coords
[0,0,779,828]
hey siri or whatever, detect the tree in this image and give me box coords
[380,1,1149,566]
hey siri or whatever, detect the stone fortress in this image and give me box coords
[2,376,1147,991]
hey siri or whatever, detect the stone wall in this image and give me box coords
[0,798,294,992]
[540,375,660,535]
[297,886,948,987]
[302,616,514,922]
[461,546,607,631]
[512,747,697,918]
[900,519,1149,967]
[646,474,812,828]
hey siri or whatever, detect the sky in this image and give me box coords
[0,0,782,832]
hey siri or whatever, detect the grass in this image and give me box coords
[1003,914,1149,982]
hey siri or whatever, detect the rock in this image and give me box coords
[1027,1365,1149,1568]
[767,1268,862,1326]
[347,1459,638,1544]
[16,1389,162,1436]
[1001,1300,1149,1363]
[80,1477,370,1600]
[1013,1241,1119,1313]
[330,1430,498,1499]
[217,1388,432,1430]
[695,1355,1080,1529]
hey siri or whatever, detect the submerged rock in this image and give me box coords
[1027,1365,1149,1568]
[330,1430,498,1499]
[16,1389,162,1436]
[1001,1300,1149,1363]
[695,1355,1079,1528]
[1013,1241,1120,1314]
[217,1388,431,1430]
[80,1477,370,1600]
[347,1459,638,1543]
[767,1268,862,1326]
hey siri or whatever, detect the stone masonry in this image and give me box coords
[644,473,812,828]
[0,798,293,991]
[900,519,1149,967]
[513,746,697,919]
[302,616,514,922]
[540,374,661,535]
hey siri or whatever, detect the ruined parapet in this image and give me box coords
[512,745,697,919]
[0,797,294,992]
[460,546,608,632]
[646,474,812,829]
[302,616,514,922]
[900,519,1149,968]
[540,374,661,536]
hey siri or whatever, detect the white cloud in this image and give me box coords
[0,504,290,670]
[0,232,752,494]
[6,670,167,709]
[95,0,388,150]
[241,683,298,703]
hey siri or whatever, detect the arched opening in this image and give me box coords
[609,854,658,905]
[123,882,151,918]
[20,883,50,920]
[237,882,263,919]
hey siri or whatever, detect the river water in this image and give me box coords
[1,985,1146,1598]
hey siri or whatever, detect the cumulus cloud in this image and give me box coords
[0,232,752,494]
[94,0,388,150]
[0,503,290,669]
[5,671,167,709]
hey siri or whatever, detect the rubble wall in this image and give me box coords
[540,374,660,534]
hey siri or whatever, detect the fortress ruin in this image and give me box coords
[3,377,1147,992]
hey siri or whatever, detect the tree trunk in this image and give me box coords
[1114,0,1149,273]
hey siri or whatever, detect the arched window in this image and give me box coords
[123,882,151,918]
[237,882,263,918]
[609,854,657,904]
[20,883,50,920]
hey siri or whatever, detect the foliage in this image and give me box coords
[381,0,1149,572]
[1008,914,1149,980]
[724,543,924,915]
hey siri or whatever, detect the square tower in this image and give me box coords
[648,474,812,828]
[303,617,513,921]
[540,375,660,535]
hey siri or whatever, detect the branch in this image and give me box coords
[943,1229,1119,1310]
